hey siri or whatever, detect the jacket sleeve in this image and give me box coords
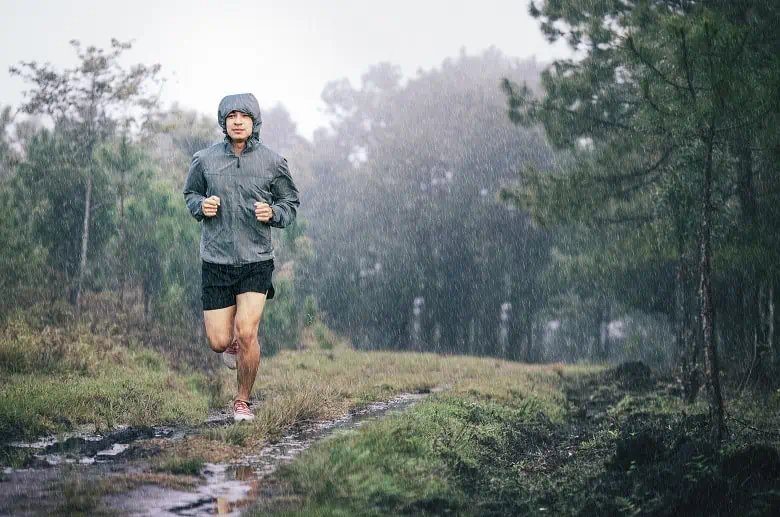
[183,153,206,221]
[269,157,300,228]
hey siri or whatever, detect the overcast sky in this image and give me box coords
[0,0,570,139]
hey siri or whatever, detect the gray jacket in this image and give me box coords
[183,93,300,265]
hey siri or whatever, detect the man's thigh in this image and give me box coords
[204,305,237,351]
[235,291,268,336]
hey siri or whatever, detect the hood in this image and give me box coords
[218,93,262,142]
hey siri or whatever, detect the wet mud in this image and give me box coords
[0,393,428,516]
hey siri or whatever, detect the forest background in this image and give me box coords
[2,0,780,443]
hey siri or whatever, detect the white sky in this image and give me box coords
[0,0,570,139]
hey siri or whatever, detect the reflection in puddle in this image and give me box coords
[8,425,173,467]
[123,393,429,516]
[216,497,230,514]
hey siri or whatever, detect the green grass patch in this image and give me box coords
[208,345,584,452]
[257,393,561,517]
[153,456,206,476]
[0,445,32,469]
[0,318,210,444]
[253,367,780,517]
[204,424,254,447]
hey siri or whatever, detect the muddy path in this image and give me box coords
[0,392,429,516]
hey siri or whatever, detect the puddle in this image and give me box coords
[108,392,429,516]
[6,425,174,467]
[1,392,431,516]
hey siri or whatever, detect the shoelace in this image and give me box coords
[234,400,252,415]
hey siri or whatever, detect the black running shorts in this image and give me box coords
[201,260,275,311]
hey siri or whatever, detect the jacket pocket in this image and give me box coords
[202,218,227,251]
[237,178,272,211]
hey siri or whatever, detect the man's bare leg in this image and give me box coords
[203,305,237,352]
[234,291,267,402]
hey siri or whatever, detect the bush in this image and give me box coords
[262,277,300,356]
[0,317,95,375]
[303,295,318,327]
[313,321,335,350]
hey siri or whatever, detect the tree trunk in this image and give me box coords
[593,299,607,360]
[143,279,152,325]
[700,131,727,445]
[119,164,126,310]
[525,309,534,362]
[677,249,702,404]
[74,173,93,320]
[769,283,776,365]
[600,300,610,359]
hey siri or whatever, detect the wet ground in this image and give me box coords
[0,393,428,516]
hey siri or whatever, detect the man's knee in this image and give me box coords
[207,333,232,353]
[235,321,259,348]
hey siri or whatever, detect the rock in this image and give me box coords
[610,431,665,470]
[608,361,654,390]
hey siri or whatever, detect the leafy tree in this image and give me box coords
[504,0,780,444]
[9,39,161,317]
[0,106,19,180]
[11,128,115,298]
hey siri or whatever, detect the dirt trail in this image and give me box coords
[0,393,428,516]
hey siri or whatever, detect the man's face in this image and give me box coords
[226,111,253,141]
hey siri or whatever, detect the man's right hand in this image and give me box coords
[202,196,221,217]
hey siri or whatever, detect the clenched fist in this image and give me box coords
[202,196,220,217]
[255,202,274,223]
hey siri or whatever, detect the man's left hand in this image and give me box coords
[255,202,273,223]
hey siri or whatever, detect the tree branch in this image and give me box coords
[594,144,674,183]
[595,214,655,226]
[625,35,689,94]
[679,28,698,103]
[714,104,774,136]
[544,101,637,132]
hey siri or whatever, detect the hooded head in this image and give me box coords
[218,93,262,142]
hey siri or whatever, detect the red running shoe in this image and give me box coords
[233,399,254,422]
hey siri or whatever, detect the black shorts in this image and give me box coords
[201,260,275,311]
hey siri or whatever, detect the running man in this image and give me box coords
[183,93,299,422]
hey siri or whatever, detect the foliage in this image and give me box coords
[8,39,163,316]
[502,1,780,435]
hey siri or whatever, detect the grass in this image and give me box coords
[153,455,206,476]
[0,297,591,456]
[0,316,210,443]
[249,366,780,517]
[0,305,594,474]
[204,341,588,452]
[257,393,564,517]
[6,305,779,516]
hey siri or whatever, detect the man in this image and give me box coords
[183,93,299,422]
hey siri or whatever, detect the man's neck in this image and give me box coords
[231,139,247,155]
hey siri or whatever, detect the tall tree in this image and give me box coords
[9,39,161,318]
[0,106,19,180]
[504,0,780,444]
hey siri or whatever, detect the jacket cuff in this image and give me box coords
[270,206,282,225]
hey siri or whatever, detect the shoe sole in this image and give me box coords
[233,415,255,422]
